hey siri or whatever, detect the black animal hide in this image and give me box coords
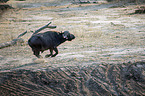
[28,31,75,58]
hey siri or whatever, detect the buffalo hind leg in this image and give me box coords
[51,48,58,57]
[45,49,53,58]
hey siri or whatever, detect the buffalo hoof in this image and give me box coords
[45,54,52,58]
[51,54,57,57]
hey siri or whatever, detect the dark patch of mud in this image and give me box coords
[0,61,145,96]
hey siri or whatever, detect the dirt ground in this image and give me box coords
[0,0,145,71]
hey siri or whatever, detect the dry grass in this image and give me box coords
[0,1,145,70]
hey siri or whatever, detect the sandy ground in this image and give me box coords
[0,0,145,71]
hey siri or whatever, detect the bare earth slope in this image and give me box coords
[0,0,145,95]
[0,61,145,95]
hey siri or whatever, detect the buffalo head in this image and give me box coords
[62,31,75,41]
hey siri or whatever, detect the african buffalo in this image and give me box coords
[28,31,75,58]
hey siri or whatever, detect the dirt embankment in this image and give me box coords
[0,61,145,95]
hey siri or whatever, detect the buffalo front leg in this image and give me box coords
[45,49,53,58]
[33,50,42,58]
[51,48,58,57]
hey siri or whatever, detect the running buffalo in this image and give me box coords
[28,31,75,58]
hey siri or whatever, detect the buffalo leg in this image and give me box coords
[33,50,42,58]
[51,48,58,57]
[45,49,53,58]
